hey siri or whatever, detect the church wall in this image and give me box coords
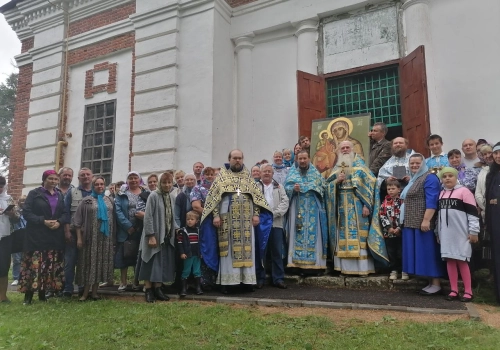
[211,8,235,166]
[65,49,133,186]
[177,9,216,171]
[248,35,298,165]
[68,1,136,37]
[321,4,400,74]
[426,0,500,149]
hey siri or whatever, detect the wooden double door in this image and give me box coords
[297,46,430,157]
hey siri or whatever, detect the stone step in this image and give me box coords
[280,274,462,292]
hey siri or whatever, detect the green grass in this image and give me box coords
[1,294,500,350]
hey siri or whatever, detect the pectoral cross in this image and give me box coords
[339,162,348,174]
[236,188,241,197]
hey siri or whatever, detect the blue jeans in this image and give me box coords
[11,252,22,280]
[63,232,78,293]
[256,227,285,284]
[181,256,201,279]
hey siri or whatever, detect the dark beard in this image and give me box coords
[230,164,243,172]
[299,165,309,176]
[393,149,406,158]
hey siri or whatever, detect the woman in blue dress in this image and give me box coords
[401,153,444,295]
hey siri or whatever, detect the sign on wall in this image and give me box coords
[310,113,371,179]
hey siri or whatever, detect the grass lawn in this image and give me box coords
[1,294,500,350]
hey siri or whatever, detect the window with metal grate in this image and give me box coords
[81,100,116,185]
[326,66,401,127]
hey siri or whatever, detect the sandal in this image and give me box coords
[460,292,474,302]
[445,290,459,301]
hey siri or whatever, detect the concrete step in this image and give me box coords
[280,274,462,292]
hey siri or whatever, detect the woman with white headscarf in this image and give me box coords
[114,171,149,293]
[0,176,19,303]
[400,154,444,296]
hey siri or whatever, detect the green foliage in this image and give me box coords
[0,72,18,166]
[1,293,500,349]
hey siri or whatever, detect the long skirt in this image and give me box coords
[18,250,65,293]
[135,244,175,283]
[76,233,114,286]
[402,228,444,278]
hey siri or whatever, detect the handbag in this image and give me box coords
[123,239,139,259]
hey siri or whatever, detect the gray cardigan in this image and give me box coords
[259,180,289,228]
[139,191,176,263]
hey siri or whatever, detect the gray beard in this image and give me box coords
[336,153,354,176]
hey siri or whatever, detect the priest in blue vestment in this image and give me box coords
[326,141,388,275]
[284,150,328,272]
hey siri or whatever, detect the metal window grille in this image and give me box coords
[81,100,116,185]
[326,66,402,127]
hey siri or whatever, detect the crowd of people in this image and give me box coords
[0,121,499,305]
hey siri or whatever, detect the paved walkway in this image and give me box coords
[8,278,480,319]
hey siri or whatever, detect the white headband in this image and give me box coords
[493,145,500,152]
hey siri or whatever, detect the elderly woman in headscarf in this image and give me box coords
[447,149,481,193]
[190,167,217,289]
[114,171,149,293]
[400,153,444,296]
[136,172,176,303]
[174,173,197,229]
[20,170,67,304]
[0,176,20,303]
[191,167,216,215]
[74,176,115,301]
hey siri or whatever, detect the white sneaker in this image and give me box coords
[117,284,127,293]
[389,271,398,280]
[11,280,18,286]
[401,272,410,280]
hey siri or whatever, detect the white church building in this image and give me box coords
[1,0,498,198]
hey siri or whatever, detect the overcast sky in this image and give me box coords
[0,0,21,83]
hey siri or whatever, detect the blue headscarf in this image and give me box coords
[91,180,109,237]
[283,149,295,168]
[400,153,428,221]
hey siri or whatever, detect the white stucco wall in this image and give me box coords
[427,0,500,149]
[177,9,215,171]
[248,35,298,165]
[323,5,399,73]
[65,50,133,186]
[211,9,235,166]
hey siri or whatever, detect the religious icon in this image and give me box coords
[310,114,371,179]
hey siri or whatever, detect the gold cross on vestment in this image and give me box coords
[339,162,349,174]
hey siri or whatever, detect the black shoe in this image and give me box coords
[256,282,264,289]
[145,288,155,303]
[220,286,228,294]
[180,279,187,297]
[274,282,288,289]
[38,290,47,302]
[154,287,170,301]
[62,291,73,298]
[195,277,203,295]
[23,291,34,305]
[445,290,459,301]
[45,291,56,299]
[244,284,255,292]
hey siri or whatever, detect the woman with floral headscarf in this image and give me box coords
[190,167,217,289]
[19,170,67,304]
[136,172,176,303]
[114,171,149,292]
[74,176,115,301]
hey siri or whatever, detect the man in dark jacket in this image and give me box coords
[368,122,392,176]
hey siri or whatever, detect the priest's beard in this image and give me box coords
[393,149,406,158]
[336,153,354,176]
[299,165,309,176]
